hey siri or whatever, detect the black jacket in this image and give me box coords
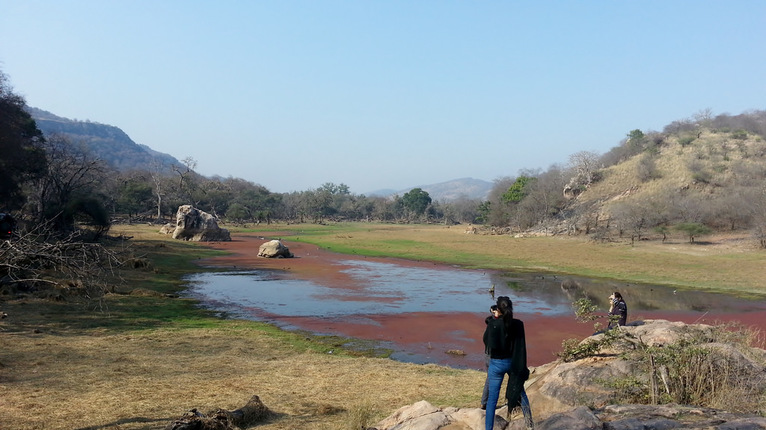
[483,317,529,405]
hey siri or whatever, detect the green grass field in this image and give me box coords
[240,222,766,297]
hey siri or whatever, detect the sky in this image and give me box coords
[1,1,765,194]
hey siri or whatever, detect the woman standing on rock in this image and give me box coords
[482,296,533,430]
[608,291,628,328]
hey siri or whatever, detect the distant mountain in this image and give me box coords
[367,177,492,202]
[27,107,180,173]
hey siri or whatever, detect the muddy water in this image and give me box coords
[185,236,766,370]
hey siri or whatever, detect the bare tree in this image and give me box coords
[148,159,172,222]
[568,151,601,185]
[30,134,109,230]
[172,156,200,206]
[608,200,658,243]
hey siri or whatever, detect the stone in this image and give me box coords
[257,240,293,258]
[171,205,230,242]
[536,406,601,430]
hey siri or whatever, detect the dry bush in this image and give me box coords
[608,323,766,413]
[0,224,126,301]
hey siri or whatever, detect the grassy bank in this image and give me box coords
[242,222,766,297]
[0,224,485,430]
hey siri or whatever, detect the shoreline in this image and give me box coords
[193,232,766,367]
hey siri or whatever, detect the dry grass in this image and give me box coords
[0,317,484,430]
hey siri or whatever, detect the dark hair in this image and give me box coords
[496,296,515,335]
[496,296,513,318]
[490,305,498,312]
[613,292,623,300]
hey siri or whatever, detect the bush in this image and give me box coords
[732,129,748,140]
[678,135,696,147]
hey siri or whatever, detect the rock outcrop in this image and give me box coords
[371,401,766,430]
[257,240,293,258]
[170,205,231,241]
[528,320,766,417]
[372,320,766,430]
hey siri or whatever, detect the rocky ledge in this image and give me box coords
[371,319,766,430]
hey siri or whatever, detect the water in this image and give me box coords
[182,258,766,367]
[184,258,759,318]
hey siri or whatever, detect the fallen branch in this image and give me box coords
[165,395,273,430]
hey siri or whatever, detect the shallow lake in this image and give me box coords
[183,255,766,369]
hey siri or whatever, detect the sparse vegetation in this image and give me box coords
[561,298,766,413]
[615,323,766,413]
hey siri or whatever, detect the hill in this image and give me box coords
[368,177,492,202]
[29,107,490,200]
[544,110,766,240]
[27,107,180,173]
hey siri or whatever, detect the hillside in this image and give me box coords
[559,111,766,239]
[29,107,490,200]
[27,107,180,173]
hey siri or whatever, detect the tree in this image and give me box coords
[568,151,601,186]
[31,134,109,230]
[502,176,534,204]
[0,70,48,209]
[148,159,172,221]
[225,202,250,222]
[484,176,516,227]
[608,200,658,243]
[117,176,153,219]
[675,222,712,243]
[172,156,201,206]
[401,188,432,219]
[516,166,568,228]
[233,182,279,223]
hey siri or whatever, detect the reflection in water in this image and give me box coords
[183,259,766,367]
[184,260,577,318]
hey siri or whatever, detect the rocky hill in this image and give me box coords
[27,107,180,173]
[537,110,766,239]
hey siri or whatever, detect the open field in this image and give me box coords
[247,222,766,297]
[1,222,765,429]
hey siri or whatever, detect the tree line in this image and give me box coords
[4,68,766,247]
[2,69,480,231]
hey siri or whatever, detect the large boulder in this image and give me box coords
[257,240,293,258]
[171,205,231,241]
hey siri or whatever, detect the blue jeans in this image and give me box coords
[481,354,490,406]
[485,358,533,430]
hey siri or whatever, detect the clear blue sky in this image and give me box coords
[2,1,765,194]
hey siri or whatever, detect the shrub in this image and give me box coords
[679,136,696,147]
[732,129,748,140]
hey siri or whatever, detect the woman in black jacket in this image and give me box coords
[482,296,533,430]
